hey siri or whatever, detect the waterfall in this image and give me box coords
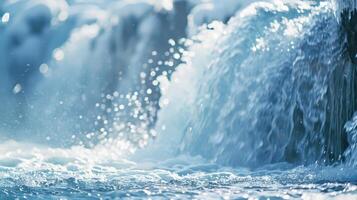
[3,1,357,199]
[1,0,357,168]
[0,0,190,146]
[144,1,357,168]
[0,0,261,149]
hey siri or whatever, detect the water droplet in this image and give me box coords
[39,63,49,74]
[58,11,68,22]
[53,48,64,61]
[1,12,10,24]
[168,39,176,46]
[173,53,180,60]
[13,84,22,94]
[152,80,159,86]
[146,88,152,95]
[140,72,146,79]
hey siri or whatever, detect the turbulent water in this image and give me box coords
[1,0,357,199]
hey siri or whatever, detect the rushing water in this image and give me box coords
[1,0,357,199]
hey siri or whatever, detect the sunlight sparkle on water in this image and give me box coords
[1,12,10,24]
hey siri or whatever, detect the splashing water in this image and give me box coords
[1,0,357,199]
[148,1,357,167]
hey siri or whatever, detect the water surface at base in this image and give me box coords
[0,142,356,200]
[2,165,357,199]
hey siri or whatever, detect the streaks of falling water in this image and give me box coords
[150,1,357,168]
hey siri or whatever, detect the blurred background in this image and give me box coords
[0,0,245,147]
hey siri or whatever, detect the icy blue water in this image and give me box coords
[2,149,357,199]
[1,0,357,199]
[0,141,357,199]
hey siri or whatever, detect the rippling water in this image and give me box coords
[1,141,357,199]
[1,0,357,199]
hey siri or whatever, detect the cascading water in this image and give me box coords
[1,0,357,199]
[0,0,191,147]
[148,1,357,168]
